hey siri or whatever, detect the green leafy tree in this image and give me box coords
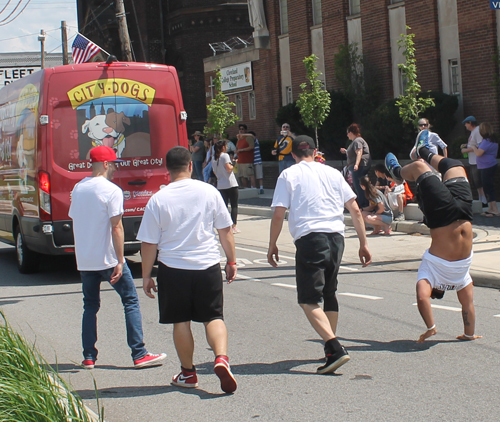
[395,26,435,125]
[204,68,239,138]
[296,54,331,148]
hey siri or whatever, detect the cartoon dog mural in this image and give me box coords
[82,111,151,158]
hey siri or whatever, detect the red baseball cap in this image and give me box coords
[89,146,124,163]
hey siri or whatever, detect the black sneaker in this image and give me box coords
[317,346,350,374]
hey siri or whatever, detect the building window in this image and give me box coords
[235,94,243,120]
[390,0,405,3]
[280,0,288,34]
[312,0,322,25]
[286,86,293,105]
[399,68,407,95]
[449,59,460,95]
[249,92,256,120]
[349,0,360,15]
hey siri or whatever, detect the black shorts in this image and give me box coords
[157,263,223,324]
[417,175,473,229]
[295,232,345,311]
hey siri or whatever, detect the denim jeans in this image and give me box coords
[80,262,147,361]
[279,159,295,174]
[193,160,204,181]
[350,164,370,209]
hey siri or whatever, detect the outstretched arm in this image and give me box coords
[345,198,371,267]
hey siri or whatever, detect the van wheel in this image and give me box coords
[15,227,40,274]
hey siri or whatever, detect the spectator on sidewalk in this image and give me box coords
[272,123,295,173]
[340,123,371,209]
[359,176,393,235]
[268,135,371,375]
[138,146,238,394]
[471,122,499,217]
[373,163,390,194]
[190,131,205,181]
[385,130,481,343]
[69,145,166,370]
[236,124,256,188]
[249,130,265,194]
[212,140,240,234]
[461,116,486,205]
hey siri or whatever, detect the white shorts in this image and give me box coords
[254,163,263,179]
[417,249,473,292]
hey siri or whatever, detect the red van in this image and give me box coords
[0,61,188,273]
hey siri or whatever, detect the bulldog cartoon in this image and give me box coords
[82,111,129,157]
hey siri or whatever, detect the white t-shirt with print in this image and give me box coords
[427,131,447,155]
[467,126,482,165]
[271,160,356,242]
[212,153,238,190]
[137,179,233,270]
[69,177,124,271]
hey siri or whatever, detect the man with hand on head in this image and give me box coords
[69,145,166,370]
[138,146,238,394]
[268,135,371,375]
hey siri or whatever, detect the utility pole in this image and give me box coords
[61,21,69,65]
[116,0,133,61]
[38,30,46,69]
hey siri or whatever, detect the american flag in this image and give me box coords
[72,34,101,64]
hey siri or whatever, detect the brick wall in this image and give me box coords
[361,0,394,102]
[405,0,442,91]
[457,2,499,131]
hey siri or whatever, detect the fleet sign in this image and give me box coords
[0,67,40,86]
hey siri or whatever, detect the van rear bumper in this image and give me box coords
[19,217,142,256]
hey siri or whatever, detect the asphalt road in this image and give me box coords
[0,240,500,422]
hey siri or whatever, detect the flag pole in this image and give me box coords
[74,31,111,57]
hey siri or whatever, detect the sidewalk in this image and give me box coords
[237,188,500,288]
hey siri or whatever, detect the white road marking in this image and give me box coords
[412,303,462,312]
[339,292,383,300]
[494,314,500,318]
[235,246,359,271]
[236,274,261,282]
[272,283,296,289]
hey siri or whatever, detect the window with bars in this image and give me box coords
[350,0,360,15]
[312,0,322,25]
[249,92,256,120]
[286,86,293,104]
[235,94,243,120]
[280,0,289,34]
[449,59,460,95]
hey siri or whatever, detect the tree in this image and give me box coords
[204,68,239,138]
[395,26,435,125]
[296,54,331,148]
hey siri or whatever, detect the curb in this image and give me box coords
[239,204,500,288]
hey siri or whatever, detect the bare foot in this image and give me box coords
[456,334,482,341]
[368,230,382,236]
[382,227,392,235]
[417,327,437,343]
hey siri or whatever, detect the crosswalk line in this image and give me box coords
[412,303,462,312]
[236,274,262,282]
[339,292,383,300]
[271,283,296,289]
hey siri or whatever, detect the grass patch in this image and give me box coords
[0,311,103,421]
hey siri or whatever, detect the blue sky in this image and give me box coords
[0,0,78,53]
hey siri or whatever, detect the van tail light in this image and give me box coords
[38,171,52,220]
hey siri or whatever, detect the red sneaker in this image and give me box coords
[82,359,95,369]
[133,353,166,368]
[214,355,237,394]
[171,367,198,388]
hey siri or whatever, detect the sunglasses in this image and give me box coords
[418,123,429,127]
[282,126,289,129]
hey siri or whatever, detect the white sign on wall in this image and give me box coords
[220,62,252,92]
[0,67,40,86]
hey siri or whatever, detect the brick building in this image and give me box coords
[76,0,253,135]
[204,1,500,142]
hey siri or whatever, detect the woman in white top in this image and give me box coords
[212,140,240,234]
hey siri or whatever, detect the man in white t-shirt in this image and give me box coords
[267,135,372,375]
[69,145,166,370]
[461,116,486,204]
[138,146,238,394]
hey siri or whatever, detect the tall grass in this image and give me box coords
[0,311,103,422]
